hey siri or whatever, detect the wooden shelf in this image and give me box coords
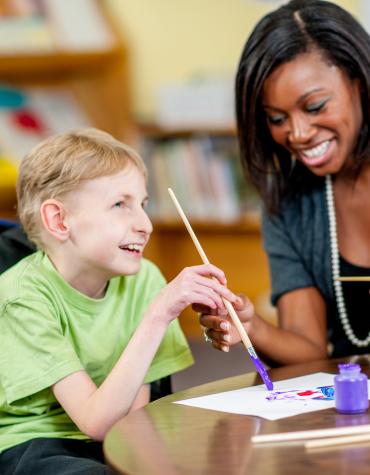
[152,213,261,233]
[138,122,236,139]
[0,48,126,78]
[0,0,132,219]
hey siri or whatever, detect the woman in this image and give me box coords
[198,0,370,363]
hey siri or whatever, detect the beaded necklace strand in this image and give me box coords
[325,174,370,347]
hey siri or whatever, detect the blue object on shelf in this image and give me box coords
[0,85,26,109]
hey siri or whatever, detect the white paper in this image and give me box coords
[174,372,370,420]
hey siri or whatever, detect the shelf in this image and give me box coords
[0,0,132,222]
[138,122,269,339]
[0,48,126,78]
[152,213,261,233]
[138,123,236,139]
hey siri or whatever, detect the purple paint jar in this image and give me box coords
[334,363,369,414]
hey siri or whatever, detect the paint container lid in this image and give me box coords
[337,363,361,374]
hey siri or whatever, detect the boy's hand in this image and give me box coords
[150,264,239,323]
[193,295,255,352]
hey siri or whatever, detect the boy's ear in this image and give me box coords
[40,199,69,241]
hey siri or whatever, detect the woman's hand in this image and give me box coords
[149,264,239,324]
[193,294,255,352]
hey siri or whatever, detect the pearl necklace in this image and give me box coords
[325,174,370,347]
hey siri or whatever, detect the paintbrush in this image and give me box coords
[168,188,273,391]
[337,276,370,282]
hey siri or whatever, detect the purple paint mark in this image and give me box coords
[249,350,274,391]
[265,385,335,402]
[266,389,299,401]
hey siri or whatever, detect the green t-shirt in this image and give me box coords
[0,252,193,453]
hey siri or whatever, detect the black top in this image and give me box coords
[262,179,370,357]
[332,256,370,357]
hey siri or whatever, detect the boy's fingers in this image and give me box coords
[195,275,238,304]
[190,264,227,284]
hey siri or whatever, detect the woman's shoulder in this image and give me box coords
[268,178,326,221]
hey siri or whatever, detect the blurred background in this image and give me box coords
[0,0,360,390]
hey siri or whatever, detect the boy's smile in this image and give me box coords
[119,243,145,256]
[53,164,152,298]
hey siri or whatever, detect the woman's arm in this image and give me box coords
[198,286,328,365]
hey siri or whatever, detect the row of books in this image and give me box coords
[0,0,114,54]
[0,84,90,165]
[140,136,260,222]
[0,83,90,193]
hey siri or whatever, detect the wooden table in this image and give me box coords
[104,355,370,474]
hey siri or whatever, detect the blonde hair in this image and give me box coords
[17,128,147,250]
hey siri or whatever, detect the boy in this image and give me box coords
[0,128,238,474]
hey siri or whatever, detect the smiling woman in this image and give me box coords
[262,52,362,174]
[197,0,370,364]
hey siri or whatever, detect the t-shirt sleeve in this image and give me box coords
[144,319,194,384]
[0,298,83,404]
[136,261,193,384]
[262,208,315,305]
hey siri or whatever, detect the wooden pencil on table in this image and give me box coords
[305,433,370,449]
[251,424,370,444]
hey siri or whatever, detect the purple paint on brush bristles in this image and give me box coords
[248,348,274,391]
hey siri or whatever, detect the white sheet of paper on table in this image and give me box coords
[174,372,370,420]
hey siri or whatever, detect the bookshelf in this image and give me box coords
[0,0,131,219]
[140,125,274,339]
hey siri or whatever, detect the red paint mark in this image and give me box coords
[11,109,46,133]
[297,390,316,396]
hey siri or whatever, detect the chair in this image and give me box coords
[0,219,18,230]
[0,220,35,274]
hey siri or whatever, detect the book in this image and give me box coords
[0,84,91,165]
[0,0,114,54]
[139,133,261,222]
[0,0,54,53]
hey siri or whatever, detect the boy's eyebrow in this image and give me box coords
[112,193,149,202]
